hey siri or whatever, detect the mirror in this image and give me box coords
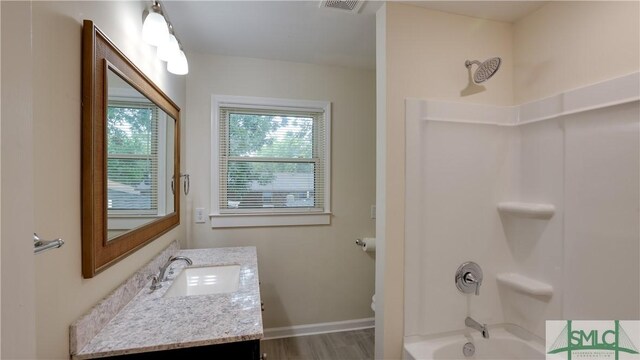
[82,20,180,278]
[106,68,175,240]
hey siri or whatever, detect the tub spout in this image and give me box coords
[465,316,489,339]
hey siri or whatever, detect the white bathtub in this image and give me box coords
[403,325,544,360]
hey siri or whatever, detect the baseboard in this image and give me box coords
[263,318,375,340]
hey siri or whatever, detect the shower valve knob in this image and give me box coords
[455,262,483,296]
[463,272,481,295]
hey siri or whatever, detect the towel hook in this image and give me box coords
[171,173,190,195]
[180,173,190,195]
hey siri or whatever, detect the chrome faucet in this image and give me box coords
[463,272,481,295]
[149,255,193,291]
[465,316,489,339]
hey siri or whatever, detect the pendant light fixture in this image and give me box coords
[142,1,169,47]
[167,46,189,75]
[157,26,180,62]
[142,1,189,75]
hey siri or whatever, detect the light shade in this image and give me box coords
[167,50,189,75]
[157,34,180,62]
[142,11,169,47]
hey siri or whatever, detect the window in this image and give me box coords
[211,96,331,227]
[106,93,172,237]
[107,100,159,214]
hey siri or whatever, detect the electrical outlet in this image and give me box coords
[195,208,206,223]
[370,205,376,219]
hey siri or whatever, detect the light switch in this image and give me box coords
[195,208,206,223]
[370,205,376,219]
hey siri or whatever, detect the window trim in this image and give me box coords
[211,95,331,228]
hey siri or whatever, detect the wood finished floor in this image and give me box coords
[260,328,374,360]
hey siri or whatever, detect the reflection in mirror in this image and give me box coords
[106,68,175,241]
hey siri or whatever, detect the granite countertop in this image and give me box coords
[73,247,263,359]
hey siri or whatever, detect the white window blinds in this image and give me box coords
[107,101,159,213]
[218,107,326,213]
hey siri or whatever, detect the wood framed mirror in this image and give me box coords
[82,20,180,278]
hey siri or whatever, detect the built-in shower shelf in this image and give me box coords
[497,202,555,219]
[496,273,553,297]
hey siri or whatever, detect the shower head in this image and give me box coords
[465,57,501,84]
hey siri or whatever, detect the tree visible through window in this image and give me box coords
[219,108,326,212]
[107,101,158,212]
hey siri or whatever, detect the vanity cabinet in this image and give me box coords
[105,340,260,359]
[70,247,264,360]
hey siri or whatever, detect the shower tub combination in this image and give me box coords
[403,58,639,360]
[403,325,544,360]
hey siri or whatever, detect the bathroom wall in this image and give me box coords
[381,1,640,356]
[184,53,376,329]
[0,1,2,354]
[376,3,514,357]
[1,2,37,358]
[510,0,640,327]
[1,1,187,358]
[513,1,640,103]
[374,6,387,358]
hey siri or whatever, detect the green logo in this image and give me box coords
[548,320,639,359]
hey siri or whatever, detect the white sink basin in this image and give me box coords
[163,265,241,298]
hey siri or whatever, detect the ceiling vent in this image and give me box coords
[319,0,365,14]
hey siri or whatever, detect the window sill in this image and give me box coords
[209,212,331,228]
[108,215,162,230]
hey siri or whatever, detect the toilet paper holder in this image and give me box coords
[356,238,376,252]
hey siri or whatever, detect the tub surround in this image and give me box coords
[496,273,553,298]
[496,202,555,220]
[70,244,263,359]
[404,72,640,341]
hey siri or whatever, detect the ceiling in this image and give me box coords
[162,1,546,70]
[162,0,382,69]
[403,1,547,23]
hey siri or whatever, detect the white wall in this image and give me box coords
[0,4,2,357]
[376,3,514,357]
[0,2,2,355]
[513,1,640,103]
[185,53,376,329]
[0,1,187,358]
[374,5,387,359]
[1,2,36,358]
